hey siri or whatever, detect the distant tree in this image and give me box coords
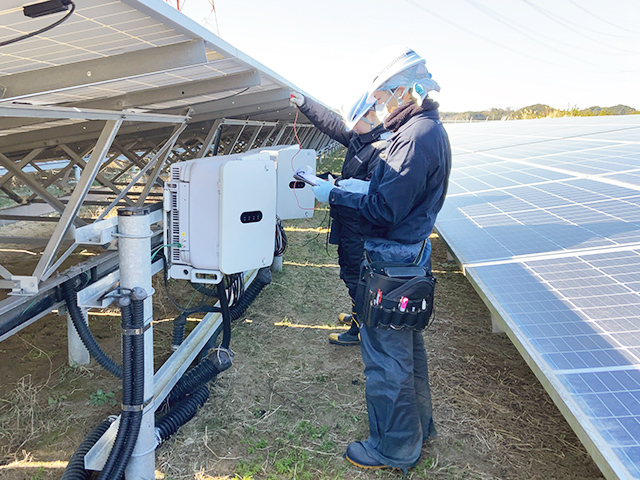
[441,103,639,122]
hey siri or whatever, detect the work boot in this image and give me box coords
[329,330,360,346]
[337,313,352,325]
[329,317,360,346]
[345,442,387,470]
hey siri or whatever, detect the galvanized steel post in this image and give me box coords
[117,206,156,479]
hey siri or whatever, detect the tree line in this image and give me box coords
[441,104,639,122]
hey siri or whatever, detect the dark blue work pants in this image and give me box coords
[357,237,437,469]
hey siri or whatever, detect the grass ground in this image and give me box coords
[0,211,605,479]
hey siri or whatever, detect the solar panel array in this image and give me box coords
[0,0,319,146]
[437,115,640,480]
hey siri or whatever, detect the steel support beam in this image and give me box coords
[0,104,187,124]
[135,122,188,206]
[24,159,79,203]
[271,123,288,146]
[0,98,284,153]
[0,148,44,189]
[0,40,207,100]
[224,124,247,155]
[60,145,135,207]
[118,207,155,478]
[99,125,186,220]
[0,250,120,341]
[0,70,260,131]
[72,69,259,111]
[0,151,80,225]
[0,185,23,205]
[245,125,264,152]
[196,120,222,158]
[34,120,123,282]
[261,125,279,147]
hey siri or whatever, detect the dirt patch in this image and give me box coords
[0,215,605,479]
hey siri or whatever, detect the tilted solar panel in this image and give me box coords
[438,115,640,479]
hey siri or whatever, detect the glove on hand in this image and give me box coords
[338,178,370,194]
[311,178,335,204]
[290,91,305,107]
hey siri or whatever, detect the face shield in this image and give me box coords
[342,92,376,131]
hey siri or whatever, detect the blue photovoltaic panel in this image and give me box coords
[438,181,640,264]
[466,249,640,478]
[438,115,640,480]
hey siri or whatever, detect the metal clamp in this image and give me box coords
[121,397,154,412]
[122,323,151,336]
[111,231,154,239]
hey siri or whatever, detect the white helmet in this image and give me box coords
[364,45,440,106]
[342,92,376,131]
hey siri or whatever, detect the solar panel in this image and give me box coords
[438,115,640,480]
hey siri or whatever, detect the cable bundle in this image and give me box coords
[274,215,288,256]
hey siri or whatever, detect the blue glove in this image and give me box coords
[311,179,335,204]
[338,177,370,194]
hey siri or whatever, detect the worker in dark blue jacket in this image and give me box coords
[311,46,452,473]
[290,92,389,346]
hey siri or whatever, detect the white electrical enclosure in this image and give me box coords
[252,146,316,220]
[164,152,276,283]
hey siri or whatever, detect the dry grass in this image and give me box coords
[0,214,606,480]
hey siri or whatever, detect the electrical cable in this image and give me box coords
[217,281,231,350]
[400,0,564,68]
[290,105,316,212]
[459,0,633,62]
[567,0,640,36]
[60,416,118,480]
[190,273,244,308]
[160,250,216,312]
[400,0,638,71]
[518,0,640,52]
[224,273,244,307]
[62,279,122,378]
[274,215,288,256]
[211,87,250,103]
[0,1,75,48]
[96,298,134,480]
[300,207,330,248]
[97,291,146,480]
[151,243,181,262]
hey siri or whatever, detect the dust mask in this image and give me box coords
[375,102,391,123]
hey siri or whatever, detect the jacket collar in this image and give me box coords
[352,124,388,149]
[383,98,440,132]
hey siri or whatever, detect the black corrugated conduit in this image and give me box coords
[155,385,209,443]
[62,279,122,378]
[229,267,272,321]
[97,288,146,480]
[171,311,188,350]
[164,281,235,407]
[60,415,117,480]
[167,344,234,406]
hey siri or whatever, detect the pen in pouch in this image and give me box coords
[375,289,382,306]
[399,296,409,312]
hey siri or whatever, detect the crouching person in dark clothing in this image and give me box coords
[311,46,452,473]
[290,91,389,346]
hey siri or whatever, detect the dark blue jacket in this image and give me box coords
[299,96,388,234]
[299,96,387,181]
[328,100,451,244]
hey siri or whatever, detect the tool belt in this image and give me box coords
[355,250,436,331]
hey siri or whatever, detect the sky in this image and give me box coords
[171,0,640,113]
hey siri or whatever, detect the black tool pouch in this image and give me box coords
[355,258,436,331]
